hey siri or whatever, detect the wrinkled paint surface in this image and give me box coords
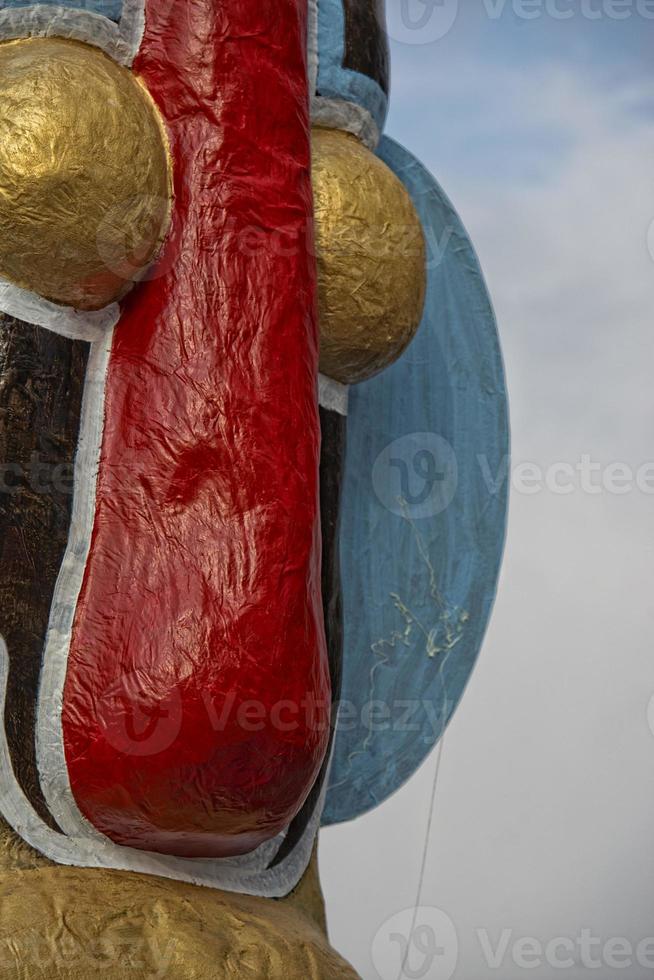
[61,0,331,857]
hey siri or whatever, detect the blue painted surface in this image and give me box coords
[323,137,509,826]
[0,0,122,21]
[317,0,388,133]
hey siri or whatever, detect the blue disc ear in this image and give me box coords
[322,136,510,827]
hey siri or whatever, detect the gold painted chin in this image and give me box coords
[0,37,172,311]
[0,868,360,979]
[0,821,359,979]
[312,127,426,386]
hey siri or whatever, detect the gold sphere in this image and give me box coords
[312,127,426,385]
[0,38,172,311]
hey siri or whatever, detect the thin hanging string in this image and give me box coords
[397,650,452,980]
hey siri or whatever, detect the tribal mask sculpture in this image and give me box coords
[0,0,508,976]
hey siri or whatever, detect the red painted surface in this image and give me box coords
[61,0,330,858]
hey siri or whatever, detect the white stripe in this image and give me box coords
[118,0,145,63]
[35,330,115,839]
[311,95,380,150]
[0,279,119,342]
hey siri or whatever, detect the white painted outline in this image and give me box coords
[312,95,380,150]
[308,0,319,95]
[0,1,145,65]
[0,278,119,342]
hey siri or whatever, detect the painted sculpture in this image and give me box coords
[0,0,508,976]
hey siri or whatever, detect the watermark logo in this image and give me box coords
[385,0,461,45]
[98,671,184,757]
[372,433,458,519]
[372,906,459,980]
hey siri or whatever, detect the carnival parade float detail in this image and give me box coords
[0,0,508,976]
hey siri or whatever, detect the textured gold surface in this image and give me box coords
[312,127,426,385]
[0,816,49,873]
[0,37,171,311]
[0,820,359,978]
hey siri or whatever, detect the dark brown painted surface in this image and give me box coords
[0,314,87,830]
[343,0,390,94]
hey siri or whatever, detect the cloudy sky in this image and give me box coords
[320,4,654,978]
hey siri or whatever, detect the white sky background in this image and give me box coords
[320,4,654,978]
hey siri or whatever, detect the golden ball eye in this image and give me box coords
[0,37,172,311]
[312,127,426,386]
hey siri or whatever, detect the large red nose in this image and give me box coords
[60,0,331,858]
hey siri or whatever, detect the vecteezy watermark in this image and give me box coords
[476,928,654,971]
[382,0,654,47]
[384,0,461,45]
[97,681,451,758]
[480,454,654,498]
[0,452,74,497]
[372,433,459,519]
[481,0,654,21]
[98,671,185,757]
[371,910,654,978]
[4,445,654,508]
[95,206,442,281]
[371,434,654,520]
[372,907,459,980]
[96,194,173,285]
[0,928,175,978]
